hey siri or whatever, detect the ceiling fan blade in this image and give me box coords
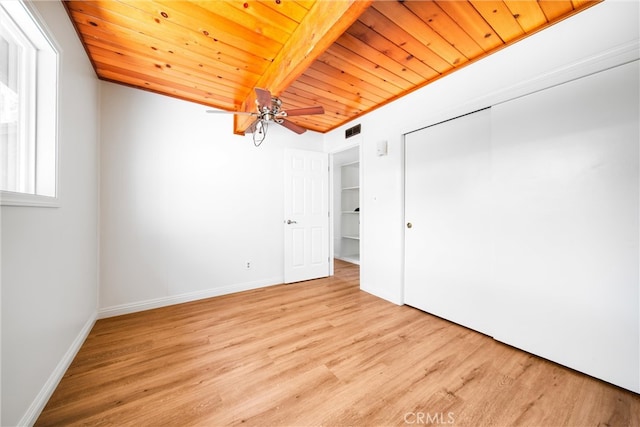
[278,119,307,135]
[255,88,273,109]
[206,110,255,116]
[283,106,325,117]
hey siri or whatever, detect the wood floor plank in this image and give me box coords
[36,260,639,426]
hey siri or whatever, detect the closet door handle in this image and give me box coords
[286,219,297,225]
[407,222,413,229]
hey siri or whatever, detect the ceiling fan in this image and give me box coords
[207,88,324,146]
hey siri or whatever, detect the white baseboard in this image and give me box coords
[18,313,97,427]
[335,256,360,265]
[98,277,284,319]
[361,285,403,306]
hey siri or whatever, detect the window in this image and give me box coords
[0,0,58,206]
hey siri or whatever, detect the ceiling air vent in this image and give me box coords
[345,124,361,139]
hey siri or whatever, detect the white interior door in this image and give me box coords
[284,149,329,284]
[404,108,493,336]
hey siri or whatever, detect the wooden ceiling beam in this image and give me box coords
[234,0,373,135]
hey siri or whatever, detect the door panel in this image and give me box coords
[404,108,493,336]
[490,61,639,392]
[284,149,329,283]
[403,62,640,393]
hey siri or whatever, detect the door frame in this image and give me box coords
[329,139,362,276]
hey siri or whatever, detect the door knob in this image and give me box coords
[286,219,297,224]
[407,222,412,229]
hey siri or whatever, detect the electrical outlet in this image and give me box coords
[246,261,251,270]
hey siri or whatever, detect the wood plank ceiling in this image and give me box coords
[65,0,600,135]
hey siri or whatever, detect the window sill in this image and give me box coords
[0,191,59,208]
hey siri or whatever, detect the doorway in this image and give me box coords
[331,145,361,270]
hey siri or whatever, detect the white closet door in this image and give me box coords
[491,61,639,392]
[404,108,493,336]
[403,61,639,393]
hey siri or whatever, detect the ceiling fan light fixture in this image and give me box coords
[208,88,324,145]
[252,120,267,147]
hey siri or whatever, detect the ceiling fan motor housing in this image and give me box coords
[209,88,323,137]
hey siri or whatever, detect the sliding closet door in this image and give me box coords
[404,108,493,336]
[491,61,639,392]
[404,61,639,392]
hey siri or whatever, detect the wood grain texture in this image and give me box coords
[234,0,373,134]
[36,260,638,426]
[65,1,601,134]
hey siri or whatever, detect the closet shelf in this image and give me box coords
[337,159,360,264]
[342,235,360,240]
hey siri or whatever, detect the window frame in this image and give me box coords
[0,0,60,208]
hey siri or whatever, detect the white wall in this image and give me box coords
[99,83,323,316]
[0,1,100,425]
[324,0,640,305]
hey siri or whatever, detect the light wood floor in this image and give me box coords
[37,260,639,426]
